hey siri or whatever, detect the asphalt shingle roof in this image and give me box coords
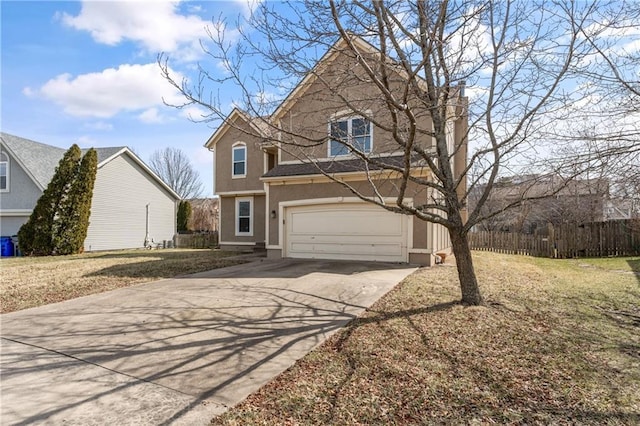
[262,155,412,178]
[86,147,127,164]
[0,132,127,189]
[1,133,66,189]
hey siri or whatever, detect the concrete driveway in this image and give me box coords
[0,258,415,425]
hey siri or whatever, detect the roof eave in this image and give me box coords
[204,108,269,150]
[261,166,430,182]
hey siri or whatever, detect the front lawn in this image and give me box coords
[213,252,640,424]
[0,249,246,313]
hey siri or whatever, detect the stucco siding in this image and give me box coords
[429,221,451,254]
[219,194,265,245]
[214,119,265,194]
[276,50,433,163]
[84,154,177,251]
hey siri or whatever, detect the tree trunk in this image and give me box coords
[449,228,483,306]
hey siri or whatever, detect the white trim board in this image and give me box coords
[219,241,256,246]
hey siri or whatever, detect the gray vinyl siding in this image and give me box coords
[84,154,177,251]
[0,149,43,211]
[0,149,44,236]
[0,216,29,236]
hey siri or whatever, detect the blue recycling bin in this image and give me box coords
[1,236,15,257]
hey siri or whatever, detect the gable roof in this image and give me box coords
[0,132,180,200]
[1,133,66,190]
[204,108,271,149]
[204,34,444,152]
[204,36,380,151]
[269,35,383,123]
[88,146,126,164]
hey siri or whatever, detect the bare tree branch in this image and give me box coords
[148,148,204,199]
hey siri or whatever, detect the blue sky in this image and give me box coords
[1,0,258,197]
[3,1,638,197]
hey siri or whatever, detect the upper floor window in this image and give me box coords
[0,152,8,192]
[232,143,246,178]
[329,116,372,157]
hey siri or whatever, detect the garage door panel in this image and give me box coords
[290,208,403,236]
[286,203,407,262]
[290,241,403,257]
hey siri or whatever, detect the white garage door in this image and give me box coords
[285,203,407,262]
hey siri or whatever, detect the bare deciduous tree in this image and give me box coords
[548,1,640,207]
[160,0,639,305]
[188,198,218,232]
[149,147,204,199]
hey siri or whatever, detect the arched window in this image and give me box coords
[232,142,247,178]
[0,151,8,192]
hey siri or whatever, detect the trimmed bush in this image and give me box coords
[177,200,192,233]
[19,145,82,256]
[54,149,98,255]
[18,146,98,256]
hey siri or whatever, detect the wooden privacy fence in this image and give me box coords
[174,232,219,249]
[469,219,640,258]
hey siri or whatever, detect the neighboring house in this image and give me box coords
[205,36,467,265]
[471,174,611,233]
[186,198,219,232]
[0,133,180,251]
[604,198,637,221]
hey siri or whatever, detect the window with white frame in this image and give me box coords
[0,152,8,192]
[329,116,372,156]
[235,197,253,236]
[232,143,246,177]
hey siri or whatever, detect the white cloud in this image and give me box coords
[83,121,114,131]
[465,85,489,102]
[252,90,279,110]
[233,0,261,18]
[75,135,100,147]
[34,63,185,118]
[138,107,164,123]
[180,105,209,121]
[59,0,209,59]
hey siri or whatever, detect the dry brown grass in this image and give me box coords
[0,249,246,313]
[212,252,640,425]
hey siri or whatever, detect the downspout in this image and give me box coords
[144,203,151,247]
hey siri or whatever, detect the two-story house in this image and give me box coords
[205,35,467,265]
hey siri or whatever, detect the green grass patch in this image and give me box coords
[212,252,640,424]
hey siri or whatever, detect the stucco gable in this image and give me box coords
[269,36,383,123]
[206,34,433,154]
[204,108,271,150]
